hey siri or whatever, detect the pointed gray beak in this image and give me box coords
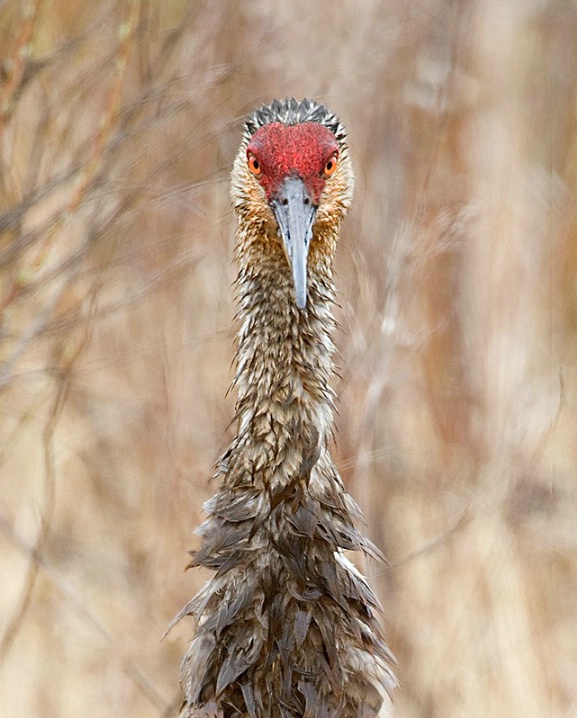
[270,177,317,309]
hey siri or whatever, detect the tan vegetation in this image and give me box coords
[1,1,576,716]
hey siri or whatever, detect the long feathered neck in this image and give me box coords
[231,229,338,490]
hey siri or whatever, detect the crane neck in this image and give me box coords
[231,229,338,487]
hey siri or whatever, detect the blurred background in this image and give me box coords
[1,1,576,716]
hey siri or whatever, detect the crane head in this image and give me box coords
[231,98,354,309]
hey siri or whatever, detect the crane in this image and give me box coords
[178,97,396,718]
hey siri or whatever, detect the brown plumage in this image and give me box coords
[177,98,396,718]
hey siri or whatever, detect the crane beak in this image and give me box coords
[270,177,317,309]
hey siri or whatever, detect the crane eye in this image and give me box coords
[248,153,262,176]
[323,153,338,177]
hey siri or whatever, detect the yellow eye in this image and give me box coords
[248,153,262,176]
[324,153,338,177]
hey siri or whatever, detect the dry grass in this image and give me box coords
[1,1,576,716]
